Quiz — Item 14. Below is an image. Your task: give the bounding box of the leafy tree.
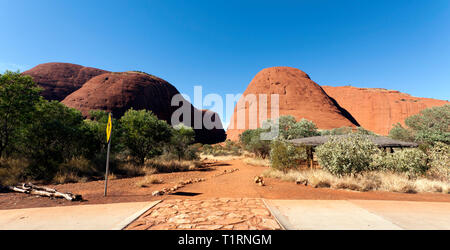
[23,100,86,180]
[321,126,354,135]
[404,105,449,144]
[120,109,172,164]
[288,119,320,139]
[388,123,415,142]
[239,128,271,158]
[388,105,450,144]
[0,71,41,156]
[170,124,195,160]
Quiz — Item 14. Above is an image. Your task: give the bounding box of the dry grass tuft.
[263,168,450,194]
[136,175,164,188]
[145,159,201,173]
[0,158,28,186]
[200,153,243,161]
[242,157,270,167]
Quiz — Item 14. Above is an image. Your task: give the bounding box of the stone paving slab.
[265,199,450,230]
[126,198,282,230]
[0,201,160,230]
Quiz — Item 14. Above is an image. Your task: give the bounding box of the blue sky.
[1,0,449,126]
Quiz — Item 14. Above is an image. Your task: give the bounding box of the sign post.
[104,113,112,197]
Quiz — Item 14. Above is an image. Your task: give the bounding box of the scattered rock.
[152,190,164,196]
[254,176,265,186]
[295,178,308,186]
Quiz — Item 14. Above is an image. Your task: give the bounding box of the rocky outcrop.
[322,86,449,135]
[22,63,108,101]
[226,67,360,140]
[62,71,226,144]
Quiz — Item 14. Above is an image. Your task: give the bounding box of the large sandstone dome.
[226,67,359,140]
[322,86,450,135]
[62,71,226,144]
[22,63,108,101]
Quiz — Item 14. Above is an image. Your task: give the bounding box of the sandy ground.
[1,159,449,210]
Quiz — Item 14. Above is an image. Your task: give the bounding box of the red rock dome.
[22,62,108,101]
[62,71,226,144]
[322,86,450,135]
[226,67,359,140]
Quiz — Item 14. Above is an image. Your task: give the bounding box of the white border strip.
[262,199,290,230]
[112,200,162,230]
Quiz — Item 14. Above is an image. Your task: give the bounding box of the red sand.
[1,159,448,210]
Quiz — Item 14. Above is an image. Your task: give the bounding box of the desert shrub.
[22,100,88,180]
[315,134,380,176]
[321,126,354,135]
[200,142,240,157]
[0,158,28,186]
[388,123,415,142]
[183,143,201,160]
[169,124,196,160]
[381,148,429,178]
[389,105,450,144]
[427,142,450,181]
[240,128,271,158]
[405,105,449,144]
[270,140,308,172]
[120,109,172,164]
[321,126,375,136]
[263,116,320,140]
[277,116,320,140]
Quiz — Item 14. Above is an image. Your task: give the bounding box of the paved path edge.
[112,200,162,230]
[262,199,288,230]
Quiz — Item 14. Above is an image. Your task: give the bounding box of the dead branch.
[6,183,82,201]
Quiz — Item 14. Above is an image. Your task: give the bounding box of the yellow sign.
[106,113,112,143]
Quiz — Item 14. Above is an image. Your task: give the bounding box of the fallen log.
[6,183,82,201]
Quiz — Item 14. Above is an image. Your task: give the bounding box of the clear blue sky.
[1,0,449,126]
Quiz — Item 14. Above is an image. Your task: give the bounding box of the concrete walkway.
[0,201,160,230]
[265,200,450,230]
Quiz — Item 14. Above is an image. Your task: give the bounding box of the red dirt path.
[1,159,449,210]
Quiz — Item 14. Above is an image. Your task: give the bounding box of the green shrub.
[22,100,87,180]
[381,148,428,178]
[389,123,415,142]
[270,140,308,172]
[427,142,450,181]
[170,124,196,160]
[120,109,172,164]
[315,134,380,176]
[389,105,450,144]
[240,128,271,158]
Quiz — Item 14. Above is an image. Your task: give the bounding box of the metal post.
[104,138,111,197]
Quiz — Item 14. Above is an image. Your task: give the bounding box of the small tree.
[389,105,450,144]
[0,71,41,156]
[388,123,415,142]
[23,100,86,180]
[316,134,380,176]
[405,105,449,144]
[170,124,195,160]
[120,109,172,164]
[270,140,308,172]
